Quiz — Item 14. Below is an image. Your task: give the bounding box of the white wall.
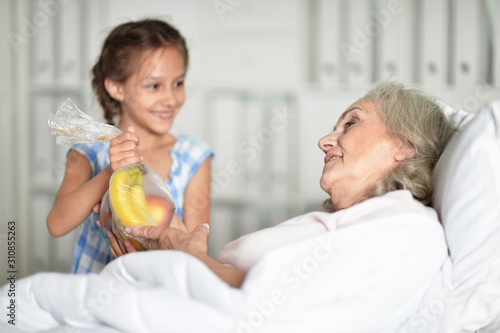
[1,0,499,277]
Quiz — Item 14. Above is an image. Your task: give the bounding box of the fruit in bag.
[146,196,173,228]
[101,164,175,250]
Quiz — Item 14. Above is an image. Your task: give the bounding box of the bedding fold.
[1,191,451,332]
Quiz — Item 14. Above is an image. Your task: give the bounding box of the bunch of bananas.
[108,165,157,249]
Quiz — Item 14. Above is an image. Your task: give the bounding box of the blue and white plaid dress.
[69,135,213,274]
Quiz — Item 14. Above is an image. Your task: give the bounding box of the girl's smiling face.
[318,98,412,210]
[106,46,186,135]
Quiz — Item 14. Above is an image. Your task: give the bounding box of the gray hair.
[323,80,457,211]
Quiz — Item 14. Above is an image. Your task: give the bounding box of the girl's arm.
[47,151,112,237]
[182,159,211,232]
[47,128,141,237]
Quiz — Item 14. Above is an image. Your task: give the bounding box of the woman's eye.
[345,121,355,129]
[148,83,159,89]
[174,81,184,87]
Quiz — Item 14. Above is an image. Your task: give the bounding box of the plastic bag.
[49,99,176,249]
[100,164,175,250]
[48,98,122,145]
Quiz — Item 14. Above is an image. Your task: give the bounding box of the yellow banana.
[130,184,156,226]
[109,166,156,231]
[135,170,144,186]
[108,169,148,250]
[126,166,141,186]
[108,169,135,226]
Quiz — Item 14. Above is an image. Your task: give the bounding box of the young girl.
[47,19,213,274]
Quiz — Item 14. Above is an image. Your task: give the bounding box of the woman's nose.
[318,132,337,153]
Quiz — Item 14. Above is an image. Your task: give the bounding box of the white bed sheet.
[0,191,450,332]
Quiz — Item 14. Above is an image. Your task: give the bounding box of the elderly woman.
[108,80,456,289]
[1,81,457,332]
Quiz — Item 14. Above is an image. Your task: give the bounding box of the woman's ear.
[394,141,416,162]
[104,78,124,102]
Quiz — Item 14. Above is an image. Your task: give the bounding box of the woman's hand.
[169,213,188,233]
[94,201,196,258]
[108,127,142,172]
[128,223,245,288]
[125,224,245,288]
[126,224,210,256]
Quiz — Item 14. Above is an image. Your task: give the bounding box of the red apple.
[146,196,172,227]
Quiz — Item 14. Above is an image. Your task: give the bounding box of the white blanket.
[0,191,450,332]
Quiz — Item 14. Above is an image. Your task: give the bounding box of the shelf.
[29,84,91,96]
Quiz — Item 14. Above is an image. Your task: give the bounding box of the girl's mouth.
[150,110,174,121]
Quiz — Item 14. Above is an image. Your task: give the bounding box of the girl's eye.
[174,81,184,87]
[148,83,159,89]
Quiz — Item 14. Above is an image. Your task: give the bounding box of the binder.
[377,0,413,82]
[84,0,102,81]
[267,98,296,199]
[453,0,482,86]
[203,37,298,86]
[316,0,341,85]
[240,97,265,199]
[343,0,373,86]
[49,229,78,272]
[31,96,55,182]
[297,94,353,201]
[30,0,55,87]
[57,0,82,86]
[172,94,207,139]
[208,206,235,255]
[495,0,500,87]
[421,0,449,86]
[30,194,52,275]
[1,0,11,69]
[208,95,241,199]
[202,0,296,31]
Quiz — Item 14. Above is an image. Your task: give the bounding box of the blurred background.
[0,0,499,277]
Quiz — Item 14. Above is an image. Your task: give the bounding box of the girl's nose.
[161,87,177,107]
[318,132,338,153]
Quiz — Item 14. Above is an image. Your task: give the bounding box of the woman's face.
[318,98,412,210]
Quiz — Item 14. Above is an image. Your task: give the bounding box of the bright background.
[1,0,499,277]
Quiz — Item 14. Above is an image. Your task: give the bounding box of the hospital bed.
[0,100,499,332]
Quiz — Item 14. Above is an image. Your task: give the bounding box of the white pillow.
[435,98,474,127]
[433,101,500,331]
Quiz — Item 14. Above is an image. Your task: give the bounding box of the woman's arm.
[182,159,211,232]
[191,249,247,288]
[127,224,246,288]
[47,151,112,237]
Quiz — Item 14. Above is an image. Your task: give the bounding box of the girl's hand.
[95,202,139,257]
[106,230,139,257]
[92,202,101,214]
[109,127,142,172]
[96,216,139,257]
